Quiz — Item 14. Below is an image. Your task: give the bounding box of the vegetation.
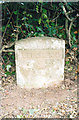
[0,2,78,118]
[1,2,79,76]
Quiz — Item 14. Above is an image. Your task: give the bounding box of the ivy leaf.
[59,26,63,30]
[2,26,6,32]
[12,71,15,75]
[66,61,70,64]
[22,17,27,20]
[5,71,11,76]
[43,9,47,14]
[38,18,41,24]
[2,64,5,69]
[23,11,26,14]
[71,44,77,49]
[13,11,18,15]
[6,65,11,71]
[33,32,38,36]
[52,29,57,35]
[38,33,44,37]
[23,30,26,33]
[43,13,47,19]
[36,26,43,32]
[36,5,39,13]
[25,24,29,28]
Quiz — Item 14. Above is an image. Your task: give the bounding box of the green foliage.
[66,61,70,65]
[2,2,77,40]
[2,2,78,76]
[71,44,77,49]
[13,11,18,15]
[2,52,15,76]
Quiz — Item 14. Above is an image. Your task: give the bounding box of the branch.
[65,18,69,39]
[69,21,73,47]
[0,111,13,120]
[64,7,78,47]
[52,13,61,22]
[2,9,14,40]
[0,42,15,54]
[67,10,76,15]
[16,13,19,41]
[62,5,73,22]
[6,7,15,25]
[3,50,15,52]
[42,6,54,12]
[14,25,26,37]
[68,17,77,47]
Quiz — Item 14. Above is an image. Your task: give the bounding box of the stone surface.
[15,37,65,89]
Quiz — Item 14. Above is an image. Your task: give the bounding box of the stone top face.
[15,37,65,50]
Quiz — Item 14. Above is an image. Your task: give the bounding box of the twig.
[2,9,14,40]
[40,3,42,13]
[64,6,78,47]
[72,88,78,92]
[56,16,57,26]
[69,21,73,47]
[62,5,73,22]
[68,16,77,47]
[6,7,15,25]
[0,42,15,54]
[0,111,13,120]
[3,49,15,52]
[6,7,16,36]
[51,3,61,21]
[14,25,26,37]
[65,18,69,39]
[0,55,5,65]
[67,10,76,15]
[16,11,19,41]
[10,22,15,31]
[20,27,26,37]
[52,13,61,22]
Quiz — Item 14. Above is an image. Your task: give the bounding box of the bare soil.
[0,64,78,119]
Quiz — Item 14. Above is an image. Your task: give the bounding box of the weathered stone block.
[15,37,65,89]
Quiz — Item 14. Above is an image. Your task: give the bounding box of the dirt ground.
[0,64,78,119]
